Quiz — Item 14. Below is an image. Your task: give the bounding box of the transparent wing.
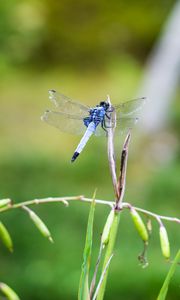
[41,110,86,135]
[95,116,139,136]
[115,117,139,134]
[48,89,90,117]
[114,97,146,116]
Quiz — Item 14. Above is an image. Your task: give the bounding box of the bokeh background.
[0,1,180,299]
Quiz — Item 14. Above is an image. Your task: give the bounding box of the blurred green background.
[0,0,179,299]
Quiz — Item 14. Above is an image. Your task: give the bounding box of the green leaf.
[96,212,120,300]
[0,282,20,300]
[78,192,96,300]
[157,249,180,300]
[101,209,115,246]
[92,254,113,300]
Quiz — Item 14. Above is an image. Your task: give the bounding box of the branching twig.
[0,196,114,214]
[122,202,180,224]
[0,196,179,224]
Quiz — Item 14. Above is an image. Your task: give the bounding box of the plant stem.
[0,197,179,224]
[90,244,103,298]
[107,95,119,200]
[96,211,120,300]
[123,203,180,224]
[92,254,114,300]
[116,132,131,209]
[0,196,114,214]
[95,105,131,300]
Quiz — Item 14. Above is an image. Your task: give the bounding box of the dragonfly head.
[99,101,110,111]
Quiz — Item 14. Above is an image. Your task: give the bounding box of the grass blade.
[90,244,103,298]
[96,212,120,300]
[78,193,96,300]
[92,254,113,300]
[157,249,180,300]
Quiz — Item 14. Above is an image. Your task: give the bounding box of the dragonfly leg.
[105,112,115,128]
[101,120,108,135]
[104,115,114,129]
[105,112,111,120]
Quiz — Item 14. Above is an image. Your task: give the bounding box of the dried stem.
[95,125,131,300]
[116,132,131,209]
[107,95,119,200]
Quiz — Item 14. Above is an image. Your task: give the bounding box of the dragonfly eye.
[99,101,105,106]
[100,101,110,110]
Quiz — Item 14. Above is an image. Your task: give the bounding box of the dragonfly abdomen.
[71,122,96,162]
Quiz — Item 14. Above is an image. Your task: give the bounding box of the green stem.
[96,211,120,300]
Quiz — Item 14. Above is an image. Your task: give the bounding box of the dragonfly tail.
[71,151,80,162]
[71,122,96,163]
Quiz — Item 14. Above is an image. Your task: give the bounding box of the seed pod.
[24,207,53,243]
[101,209,115,246]
[0,222,13,252]
[130,207,148,243]
[0,199,12,208]
[159,224,170,259]
[0,282,20,300]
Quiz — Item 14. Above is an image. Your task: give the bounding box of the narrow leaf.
[0,282,20,300]
[23,206,53,243]
[89,244,103,298]
[96,212,120,300]
[157,249,180,300]
[101,209,115,246]
[92,254,113,300]
[0,222,13,252]
[78,193,96,300]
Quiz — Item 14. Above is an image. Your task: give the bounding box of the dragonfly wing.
[49,90,90,117]
[95,116,138,136]
[114,116,139,135]
[41,110,86,135]
[114,97,146,116]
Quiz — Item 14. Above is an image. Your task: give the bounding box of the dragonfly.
[41,90,146,162]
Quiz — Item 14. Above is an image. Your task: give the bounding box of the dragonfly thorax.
[83,105,107,128]
[92,107,106,122]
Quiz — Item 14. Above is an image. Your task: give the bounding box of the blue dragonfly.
[41,90,145,162]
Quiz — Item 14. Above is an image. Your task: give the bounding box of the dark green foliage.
[0,0,176,68]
